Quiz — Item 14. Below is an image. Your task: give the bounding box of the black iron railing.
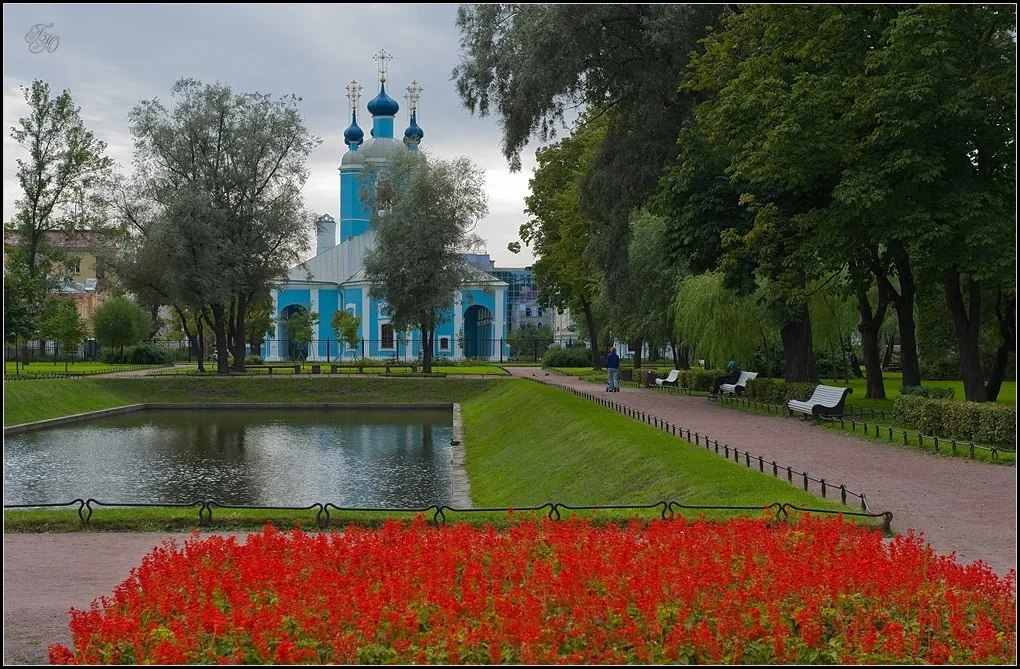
[3,498,893,532]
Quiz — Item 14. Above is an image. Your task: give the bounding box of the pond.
[3,409,456,508]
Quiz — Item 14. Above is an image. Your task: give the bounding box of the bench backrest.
[664,369,680,382]
[735,371,758,387]
[807,384,850,406]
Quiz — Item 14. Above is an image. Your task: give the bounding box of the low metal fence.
[3,498,892,532]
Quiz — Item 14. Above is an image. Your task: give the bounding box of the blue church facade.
[266,52,509,362]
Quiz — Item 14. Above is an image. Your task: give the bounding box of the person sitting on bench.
[709,360,741,398]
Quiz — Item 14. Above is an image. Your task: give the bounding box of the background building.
[268,53,509,362]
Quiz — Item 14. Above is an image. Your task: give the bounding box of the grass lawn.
[4,361,161,377]
[3,377,856,531]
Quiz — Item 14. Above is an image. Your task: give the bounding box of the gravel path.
[3,368,1015,664]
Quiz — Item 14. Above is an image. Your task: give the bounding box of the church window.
[380,323,395,349]
[439,337,450,351]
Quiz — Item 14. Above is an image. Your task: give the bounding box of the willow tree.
[672,273,772,374]
[361,152,487,374]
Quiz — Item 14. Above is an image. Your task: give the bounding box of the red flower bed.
[50,515,1015,664]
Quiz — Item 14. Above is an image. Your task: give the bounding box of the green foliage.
[672,273,768,369]
[3,265,43,345]
[285,310,318,360]
[678,368,716,392]
[507,323,553,361]
[893,395,1016,447]
[330,310,361,350]
[361,151,487,372]
[901,386,955,401]
[519,113,605,343]
[6,79,113,297]
[100,344,174,365]
[38,298,89,371]
[542,346,591,368]
[744,378,816,405]
[92,296,149,351]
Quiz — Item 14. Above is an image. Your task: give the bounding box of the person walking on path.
[606,346,621,392]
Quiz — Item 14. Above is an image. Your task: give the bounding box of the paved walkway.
[3,367,1016,664]
[505,368,1015,578]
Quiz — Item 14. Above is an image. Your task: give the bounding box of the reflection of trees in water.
[5,410,455,507]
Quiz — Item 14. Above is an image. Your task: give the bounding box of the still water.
[4,409,454,507]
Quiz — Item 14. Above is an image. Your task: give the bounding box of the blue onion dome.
[343,115,364,147]
[403,113,424,142]
[367,83,400,116]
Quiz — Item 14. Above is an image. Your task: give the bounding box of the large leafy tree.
[5,80,112,360]
[362,152,488,374]
[127,79,320,374]
[621,209,688,369]
[453,4,731,298]
[857,5,1016,401]
[92,296,149,358]
[518,116,606,369]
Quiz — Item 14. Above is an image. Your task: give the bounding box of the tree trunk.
[780,303,817,383]
[231,293,248,372]
[579,295,601,370]
[422,326,434,374]
[889,249,921,387]
[671,337,690,370]
[984,288,1015,402]
[630,338,642,370]
[211,303,231,375]
[856,289,890,399]
[195,315,206,373]
[944,269,986,402]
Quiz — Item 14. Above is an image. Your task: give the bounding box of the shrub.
[100,345,173,365]
[894,395,1017,447]
[543,346,591,368]
[679,368,716,392]
[245,355,264,365]
[901,385,955,400]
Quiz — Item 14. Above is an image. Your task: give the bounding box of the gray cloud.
[3,3,559,266]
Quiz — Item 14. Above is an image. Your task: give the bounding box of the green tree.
[3,266,43,371]
[618,209,688,369]
[92,296,149,358]
[453,5,731,297]
[361,152,488,374]
[507,323,554,362]
[5,80,113,288]
[245,291,276,359]
[127,79,320,374]
[38,297,88,372]
[285,310,318,362]
[857,5,1016,401]
[518,115,606,369]
[330,310,361,361]
[672,273,771,373]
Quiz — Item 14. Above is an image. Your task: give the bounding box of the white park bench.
[786,384,853,419]
[719,370,758,396]
[654,369,680,388]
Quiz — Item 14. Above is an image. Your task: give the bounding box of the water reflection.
[4,409,454,507]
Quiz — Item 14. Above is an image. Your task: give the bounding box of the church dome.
[343,117,364,146]
[403,115,424,143]
[367,83,399,117]
[340,148,366,167]
[359,136,406,162]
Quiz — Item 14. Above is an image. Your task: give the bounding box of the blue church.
[266,52,509,363]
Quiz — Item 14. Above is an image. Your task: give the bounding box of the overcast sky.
[3,3,557,267]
